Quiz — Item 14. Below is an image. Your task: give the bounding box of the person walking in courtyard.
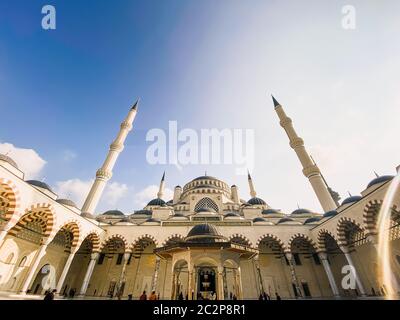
[44,289,56,300]
[139,290,147,300]
[149,290,157,300]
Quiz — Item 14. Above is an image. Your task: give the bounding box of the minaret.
[157,171,165,199]
[271,95,336,212]
[247,170,257,198]
[81,100,139,216]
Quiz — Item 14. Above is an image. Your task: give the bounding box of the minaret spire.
[81,100,139,216]
[157,171,165,199]
[247,170,257,198]
[271,95,337,212]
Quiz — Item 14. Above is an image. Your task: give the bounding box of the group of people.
[138,290,159,300]
[259,292,281,300]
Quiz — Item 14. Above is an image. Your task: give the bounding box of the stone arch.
[81,232,101,253]
[287,233,318,253]
[8,204,55,243]
[229,234,252,247]
[131,234,157,258]
[100,234,128,254]
[336,217,365,248]
[0,178,21,226]
[256,233,286,252]
[317,229,340,253]
[363,199,383,236]
[53,220,81,249]
[162,234,184,246]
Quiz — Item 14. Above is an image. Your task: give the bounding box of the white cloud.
[55,178,130,210]
[134,185,174,208]
[55,178,93,207]
[0,142,46,179]
[103,182,129,206]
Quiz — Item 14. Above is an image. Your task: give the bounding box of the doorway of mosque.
[197,267,216,300]
[30,264,56,295]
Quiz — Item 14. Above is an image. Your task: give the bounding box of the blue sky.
[1,0,399,214]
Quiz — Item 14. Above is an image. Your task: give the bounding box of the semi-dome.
[0,154,18,168]
[323,210,338,218]
[195,207,217,214]
[147,198,166,206]
[102,210,124,216]
[26,180,53,192]
[144,218,161,223]
[341,195,362,206]
[367,175,394,189]
[56,198,77,208]
[304,217,322,224]
[185,224,225,243]
[247,197,266,205]
[262,209,281,215]
[253,217,267,223]
[291,208,312,215]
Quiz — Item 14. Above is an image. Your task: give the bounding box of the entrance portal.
[197,267,216,299]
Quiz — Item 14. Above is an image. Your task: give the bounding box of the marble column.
[151,257,161,293]
[318,252,340,297]
[20,240,49,294]
[217,266,224,300]
[340,246,366,296]
[116,252,131,297]
[285,252,303,298]
[56,248,78,295]
[187,266,194,300]
[78,252,99,296]
[236,267,244,299]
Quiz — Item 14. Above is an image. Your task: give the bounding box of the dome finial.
[348,191,352,197]
[374,171,380,178]
[271,95,280,108]
[131,98,140,111]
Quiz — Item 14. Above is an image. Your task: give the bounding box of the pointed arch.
[229,234,252,247]
[336,217,365,248]
[8,203,55,244]
[52,220,81,250]
[288,233,318,253]
[256,233,286,252]
[80,231,101,253]
[0,178,21,223]
[162,234,184,246]
[317,229,339,253]
[100,234,128,253]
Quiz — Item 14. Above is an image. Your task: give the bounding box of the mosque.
[0,97,399,300]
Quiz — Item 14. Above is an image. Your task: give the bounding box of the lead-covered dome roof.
[56,198,77,208]
[27,180,53,192]
[185,224,226,243]
[247,197,266,205]
[0,154,18,168]
[367,175,394,189]
[101,210,124,216]
[147,198,166,206]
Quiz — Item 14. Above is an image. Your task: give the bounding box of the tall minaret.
[247,170,257,198]
[81,100,139,216]
[157,171,165,199]
[271,95,336,212]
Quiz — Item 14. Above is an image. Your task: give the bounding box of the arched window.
[19,256,27,267]
[5,252,14,264]
[194,197,219,212]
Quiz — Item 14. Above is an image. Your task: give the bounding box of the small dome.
[224,212,240,218]
[341,195,362,206]
[144,218,160,223]
[102,210,124,216]
[277,217,294,224]
[247,197,266,205]
[27,180,53,192]
[253,217,267,223]
[166,200,173,205]
[262,209,280,215]
[323,210,338,218]
[0,154,18,168]
[304,217,322,224]
[185,224,225,243]
[56,198,77,208]
[291,208,312,215]
[367,175,394,189]
[147,198,166,206]
[132,209,152,215]
[195,207,217,214]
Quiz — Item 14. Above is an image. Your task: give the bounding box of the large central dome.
[182,175,230,198]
